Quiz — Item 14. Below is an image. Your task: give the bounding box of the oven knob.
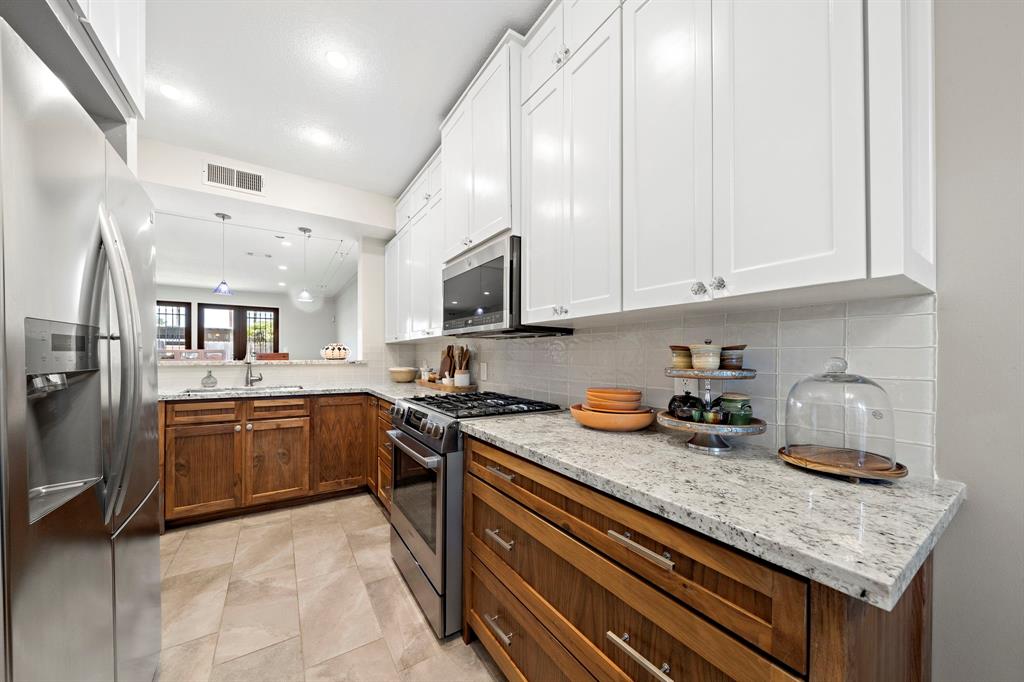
[431,424,445,439]
[419,419,430,434]
[388,405,398,417]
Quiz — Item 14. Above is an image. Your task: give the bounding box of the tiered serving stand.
[656,367,767,453]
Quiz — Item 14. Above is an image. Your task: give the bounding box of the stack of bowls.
[571,388,655,432]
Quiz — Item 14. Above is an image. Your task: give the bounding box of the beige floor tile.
[349,524,398,584]
[160,530,186,578]
[162,563,232,649]
[290,498,343,528]
[208,637,304,682]
[337,494,389,534]
[297,566,383,668]
[165,520,240,577]
[158,633,217,682]
[238,508,292,527]
[293,520,357,581]
[366,575,442,670]
[231,520,294,578]
[214,566,300,665]
[304,638,401,682]
[399,639,502,682]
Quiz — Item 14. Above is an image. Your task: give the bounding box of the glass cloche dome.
[782,357,903,478]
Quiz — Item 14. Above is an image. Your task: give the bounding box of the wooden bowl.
[586,387,642,401]
[580,404,651,415]
[388,367,418,383]
[570,404,655,432]
[586,396,642,411]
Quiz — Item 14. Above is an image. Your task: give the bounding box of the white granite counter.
[158,382,435,405]
[459,411,965,611]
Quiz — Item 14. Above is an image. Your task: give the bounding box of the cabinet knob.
[552,306,560,315]
[690,281,708,296]
[423,193,431,201]
[561,46,571,57]
[234,425,241,432]
[553,52,563,65]
[709,276,727,291]
[245,423,253,431]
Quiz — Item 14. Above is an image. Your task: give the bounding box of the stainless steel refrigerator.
[0,19,161,682]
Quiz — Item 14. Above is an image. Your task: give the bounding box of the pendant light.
[212,212,233,295]
[296,227,314,302]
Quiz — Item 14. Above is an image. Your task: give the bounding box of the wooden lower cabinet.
[312,395,367,492]
[244,417,310,505]
[164,422,244,519]
[377,456,393,511]
[372,400,394,509]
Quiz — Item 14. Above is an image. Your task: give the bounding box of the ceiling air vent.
[203,162,265,196]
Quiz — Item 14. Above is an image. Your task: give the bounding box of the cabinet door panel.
[564,12,621,319]
[442,106,473,260]
[384,239,399,341]
[522,4,564,103]
[396,227,414,340]
[521,76,566,324]
[409,211,430,336]
[623,0,713,310]
[313,396,365,493]
[409,173,429,218]
[427,155,443,198]
[565,0,620,55]
[712,0,866,296]
[165,424,242,519]
[469,53,513,246]
[366,398,378,493]
[245,417,310,505]
[425,197,445,334]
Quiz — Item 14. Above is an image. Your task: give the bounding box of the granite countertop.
[158,382,436,404]
[158,360,367,367]
[459,411,965,611]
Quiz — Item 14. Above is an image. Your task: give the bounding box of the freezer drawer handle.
[485,614,513,646]
[485,528,514,552]
[606,631,672,682]
[607,529,675,571]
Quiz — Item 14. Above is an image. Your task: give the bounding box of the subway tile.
[740,348,777,373]
[780,318,846,348]
[725,309,779,324]
[847,314,935,347]
[725,373,776,399]
[847,295,935,317]
[780,303,847,321]
[847,348,935,380]
[779,348,845,375]
[724,322,779,347]
[875,379,935,412]
[895,411,936,445]
[895,442,935,478]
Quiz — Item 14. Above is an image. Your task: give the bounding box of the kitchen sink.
[178,385,304,397]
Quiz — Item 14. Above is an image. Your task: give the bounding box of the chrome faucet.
[244,351,263,387]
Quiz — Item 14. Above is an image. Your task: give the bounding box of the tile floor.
[159,493,503,681]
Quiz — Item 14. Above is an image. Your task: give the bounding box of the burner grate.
[407,392,560,419]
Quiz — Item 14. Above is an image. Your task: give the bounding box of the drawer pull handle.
[485,465,514,482]
[606,631,672,682]
[485,528,514,552]
[485,613,513,646]
[607,530,675,571]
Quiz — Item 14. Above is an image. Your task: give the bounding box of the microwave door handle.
[97,207,138,524]
[386,430,441,469]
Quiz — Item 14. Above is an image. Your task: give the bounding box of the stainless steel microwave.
[441,235,570,339]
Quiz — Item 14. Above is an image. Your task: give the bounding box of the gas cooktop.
[405,391,561,419]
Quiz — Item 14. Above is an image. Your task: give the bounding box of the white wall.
[358,237,387,368]
[335,276,359,357]
[157,285,337,360]
[932,2,1024,680]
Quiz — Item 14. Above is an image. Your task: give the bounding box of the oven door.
[442,236,514,335]
[387,429,446,589]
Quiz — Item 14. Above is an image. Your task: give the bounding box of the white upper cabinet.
[622,0,713,310]
[78,0,146,116]
[384,238,399,342]
[426,193,445,335]
[710,0,866,298]
[522,11,622,324]
[564,0,620,55]
[395,226,414,340]
[427,155,443,200]
[408,210,430,337]
[441,36,523,262]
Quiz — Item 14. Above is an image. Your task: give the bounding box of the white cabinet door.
[711,0,866,297]
[522,4,564,103]
[564,0,619,55]
[409,173,429,219]
[83,0,146,116]
[442,105,472,260]
[427,155,443,199]
[563,10,621,320]
[521,75,566,324]
[468,52,513,248]
[396,227,415,340]
[384,238,399,342]
[408,211,430,337]
[622,0,713,310]
[425,194,445,335]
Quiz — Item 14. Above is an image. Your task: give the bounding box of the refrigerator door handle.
[98,205,140,524]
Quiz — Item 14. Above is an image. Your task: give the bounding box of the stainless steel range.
[387,392,560,638]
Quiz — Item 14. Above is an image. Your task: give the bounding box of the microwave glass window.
[443,256,504,325]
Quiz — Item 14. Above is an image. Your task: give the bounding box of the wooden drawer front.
[377,457,392,510]
[468,477,799,682]
[165,424,243,519]
[245,417,310,505]
[377,417,393,463]
[378,399,393,422]
[248,398,310,420]
[466,438,807,673]
[468,554,596,682]
[166,400,241,425]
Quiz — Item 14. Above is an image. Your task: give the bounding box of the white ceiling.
[143,0,548,197]
[151,185,361,298]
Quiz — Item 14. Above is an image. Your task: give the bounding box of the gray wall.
[335,277,359,357]
[157,285,338,360]
[933,2,1024,680]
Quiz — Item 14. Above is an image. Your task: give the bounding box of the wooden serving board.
[416,379,478,393]
[778,445,908,481]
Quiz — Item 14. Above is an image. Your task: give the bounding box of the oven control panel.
[391,403,459,453]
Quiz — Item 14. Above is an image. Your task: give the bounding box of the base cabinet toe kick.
[461,437,934,682]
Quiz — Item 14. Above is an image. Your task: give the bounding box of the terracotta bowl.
[570,404,655,432]
[586,396,642,412]
[586,387,642,401]
[580,404,651,415]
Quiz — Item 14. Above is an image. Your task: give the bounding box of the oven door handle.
[387,430,442,470]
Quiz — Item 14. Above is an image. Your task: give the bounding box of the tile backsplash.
[413,295,938,477]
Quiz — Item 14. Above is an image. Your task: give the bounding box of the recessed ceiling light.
[483,291,491,295]
[281,241,292,247]
[326,51,349,70]
[301,127,335,147]
[278,264,288,270]
[278,282,287,287]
